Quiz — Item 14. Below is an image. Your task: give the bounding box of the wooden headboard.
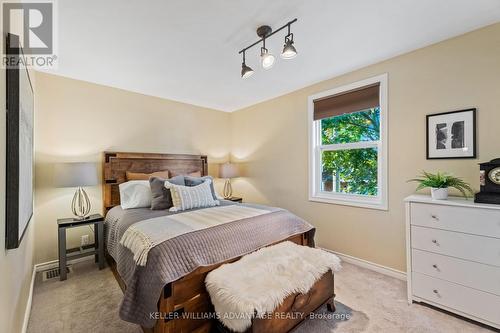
[102,151,208,214]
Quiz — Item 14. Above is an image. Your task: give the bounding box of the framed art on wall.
[5,33,35,249]
[426,108,476,159]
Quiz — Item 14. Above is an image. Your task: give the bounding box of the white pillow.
[119,180,152,209]
[165,179,219,212]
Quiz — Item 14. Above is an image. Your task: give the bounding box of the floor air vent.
[42,266,73,281]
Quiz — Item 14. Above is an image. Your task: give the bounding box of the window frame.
[308,74,388,210]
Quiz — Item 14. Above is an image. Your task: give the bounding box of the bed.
[102,152,317,333]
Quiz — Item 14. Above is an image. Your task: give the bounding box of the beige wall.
[33,23,500,272]
[230,23,500,271]
[0,72,35,332]
[0,10,36,333]
[34,72,231,263]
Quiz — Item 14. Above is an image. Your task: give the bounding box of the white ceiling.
[44,0,500,112]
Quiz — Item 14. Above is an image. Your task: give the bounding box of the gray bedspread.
[105,201,315,328]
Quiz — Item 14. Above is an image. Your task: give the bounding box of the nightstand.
[57,214,104,281]
[226,197,243,203]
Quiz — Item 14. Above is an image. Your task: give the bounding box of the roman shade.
[313,83,380,121]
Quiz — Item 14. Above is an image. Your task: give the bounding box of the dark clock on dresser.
[475,158,500,204]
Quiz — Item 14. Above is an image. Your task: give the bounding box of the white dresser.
[405,195,500,329]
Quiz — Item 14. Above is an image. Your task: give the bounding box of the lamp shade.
[54,162,98,188]
[241,63,254,79]
[219,163,240,179]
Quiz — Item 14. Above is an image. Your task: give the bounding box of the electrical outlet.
[81,234,90,246]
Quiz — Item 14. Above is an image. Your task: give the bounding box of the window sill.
[309,194,388,211]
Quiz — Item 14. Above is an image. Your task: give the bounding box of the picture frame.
[5,33,35,249]
[426,108,476,159]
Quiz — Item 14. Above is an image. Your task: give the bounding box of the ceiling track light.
[281,24,297,59]
[260,37,275,70]
[238,18,297,78]
[241,50,254,78]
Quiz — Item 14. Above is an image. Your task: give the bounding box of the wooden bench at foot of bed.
[248,270,335,333]
[215,270,335,333]
[107,230,317,333]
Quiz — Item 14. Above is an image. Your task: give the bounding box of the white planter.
[431,187,449,200]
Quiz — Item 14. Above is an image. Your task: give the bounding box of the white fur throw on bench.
[205,241,341,332]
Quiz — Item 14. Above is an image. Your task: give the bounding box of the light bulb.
[261,49,275,70]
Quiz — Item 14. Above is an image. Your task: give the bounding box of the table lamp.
[55,162,98,220]
[219,162,240,199]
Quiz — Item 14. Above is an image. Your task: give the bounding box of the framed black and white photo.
[426,108,476,159]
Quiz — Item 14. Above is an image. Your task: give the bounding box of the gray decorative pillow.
[185,176,218,200]
[149,175,185,210]
[166,179,220,212]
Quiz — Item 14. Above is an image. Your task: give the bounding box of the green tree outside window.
[320,108,380,196]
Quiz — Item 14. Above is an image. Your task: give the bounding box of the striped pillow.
[165,179,220,212]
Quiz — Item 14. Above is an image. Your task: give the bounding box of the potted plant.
[409,171,474,200]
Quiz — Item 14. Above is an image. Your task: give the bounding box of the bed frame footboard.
[108,230,315,333]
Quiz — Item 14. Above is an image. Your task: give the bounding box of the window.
[308,74,387,210]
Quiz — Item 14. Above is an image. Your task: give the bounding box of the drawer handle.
[432,264,440,272]
[431,214,439,221]
[431,239,439,246]
[433,289,441,297]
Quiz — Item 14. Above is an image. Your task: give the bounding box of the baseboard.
[322,248,407,281]
[22,255,95,332]
[21,265,36,333]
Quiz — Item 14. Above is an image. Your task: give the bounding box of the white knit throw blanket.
[120,205,269,266]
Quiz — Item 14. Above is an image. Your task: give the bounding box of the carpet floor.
[27,259,495,333]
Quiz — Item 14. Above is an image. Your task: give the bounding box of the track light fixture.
[241,50,254,78]
[281,25,297,59]
[260,38,275,70]
[238,18,297,78]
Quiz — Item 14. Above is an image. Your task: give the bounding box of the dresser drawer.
[412,272,500,326]
[410,203,500,238]
[411,226,500,266]
[412,249,500,296]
